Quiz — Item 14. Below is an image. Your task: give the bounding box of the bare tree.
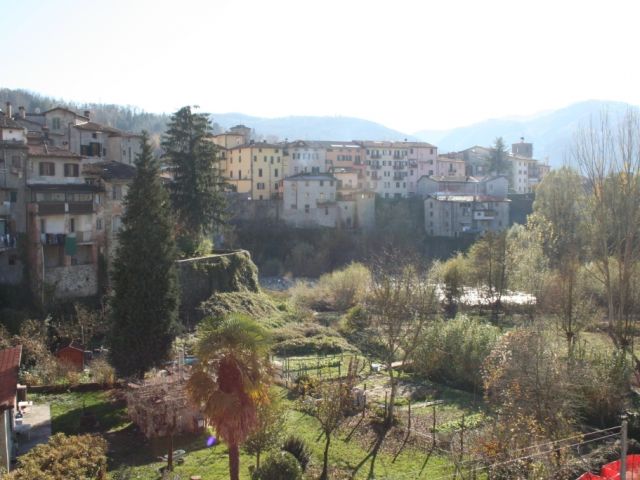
[573,108,640,373]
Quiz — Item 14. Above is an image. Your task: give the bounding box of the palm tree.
[187,314,271,480]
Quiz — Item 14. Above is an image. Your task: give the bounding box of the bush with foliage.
[575,348,631,426]
[5,433,107,479]
[88,358,117,386]
[281,436,311,471]
[251,451,302,480]
[413,315,500,391]
[290,263,371,312]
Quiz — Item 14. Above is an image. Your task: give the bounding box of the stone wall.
[177,250,259,325]
[44,264,98,299]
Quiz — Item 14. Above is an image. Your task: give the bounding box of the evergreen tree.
[486,137,511,176]
[109,132,179,378]
[162,106,226,251]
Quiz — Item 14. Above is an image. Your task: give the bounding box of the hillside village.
[0,102,550,301]
[0,98,638,480]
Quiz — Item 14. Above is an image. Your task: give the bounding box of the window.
[258,168,263,177]
[64,163,79,177]
[325,207,329,215]
[230,171,233,178]
[112,216,122,232]
[92,132,98,139]
[263,156,267,162]
[112,185,123,200]
[274,168,279,177]
[304,204,310,213]
[238,170,241,179]
[291,204,297,209]
[319,180,324,186]
[52,117,61,130]
[274,183,278,190]
[256,182,265,190]
[253,156,257,162]
[69,218,75,233]
[9,191,17,203]
[270,156,274,163]
[39,162,55,176]
[40,219,46,233]
[96,218,103,230]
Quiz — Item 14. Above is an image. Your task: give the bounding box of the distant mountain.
[414,100,636,168]
[210,113,416,142]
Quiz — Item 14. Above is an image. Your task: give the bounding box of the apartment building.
[285,140,326,176]
[509,139,550,193]
[225,142,284,200]
[0,111,28,285]
[83,161,136,276]
[435,155,466,177]
[26,142,101,299]
[417,175,509,197]
[425,194,510,237]
[282,173,374,229]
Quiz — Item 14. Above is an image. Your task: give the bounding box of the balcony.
[473,210,496,221]
[393,174,404,181]
[0,234,17,251]
[393,163,404,170]
[75,230,94,244]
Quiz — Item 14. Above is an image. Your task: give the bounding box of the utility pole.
[621,419,628,480]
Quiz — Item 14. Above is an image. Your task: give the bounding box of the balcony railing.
[0,234,17,250]
[75,231,93,243]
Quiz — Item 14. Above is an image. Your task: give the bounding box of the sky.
[2,0,640,133]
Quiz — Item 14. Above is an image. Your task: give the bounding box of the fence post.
[621,419,628,480]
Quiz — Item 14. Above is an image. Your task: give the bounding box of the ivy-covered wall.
[176,250,259,326]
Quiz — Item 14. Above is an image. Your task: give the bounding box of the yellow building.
[225,142,285,200]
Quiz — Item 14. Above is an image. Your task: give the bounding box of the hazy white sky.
[2,0,639,132]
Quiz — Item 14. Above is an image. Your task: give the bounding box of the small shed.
[55,342,86,370]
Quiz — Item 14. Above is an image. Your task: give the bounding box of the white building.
[425,194,510,237]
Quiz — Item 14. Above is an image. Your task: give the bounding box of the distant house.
[0,345,22,472]
[55,342,86,370]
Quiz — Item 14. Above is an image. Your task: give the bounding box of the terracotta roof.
[42,107,89,119]
[28,144,82,159]
[84,161,136,181]
[27,183,102,192]
[284,172,338,182]
[73,122,121,134]
[57,341,85,353]
[0,346,21,411]
[0,115,25,129]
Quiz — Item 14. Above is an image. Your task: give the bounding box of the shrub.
[281,436,311,471]
[576,349,631,426]
[89,358,117,386]
[291,263,371,312]
[5,433,107,479]
[413,315,500,391]
[251,451,303,480]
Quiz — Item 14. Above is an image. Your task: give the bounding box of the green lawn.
[33,387,464,479]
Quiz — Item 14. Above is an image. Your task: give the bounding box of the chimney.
[18,106,25,119]
[5,102,12,118]
[84,110,90,119]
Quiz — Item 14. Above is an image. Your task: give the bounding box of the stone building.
[424,194,510,237]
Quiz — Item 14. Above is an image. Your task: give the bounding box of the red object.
[0,346,22,410]
[597,454,640,479]
[55,342,85,370]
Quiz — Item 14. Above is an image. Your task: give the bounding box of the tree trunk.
[320,432,331,480]
[229,443,240,480]
[167,433,174,471]
[256,449,261,469]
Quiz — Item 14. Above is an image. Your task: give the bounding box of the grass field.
[33,386,471,479]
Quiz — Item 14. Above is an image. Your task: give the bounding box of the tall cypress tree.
[109,132,179,378]
[162,106,226,252]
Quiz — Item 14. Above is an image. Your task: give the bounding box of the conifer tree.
[109,132,179,378]
[487,136,512,177]
[162,106,226,252]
